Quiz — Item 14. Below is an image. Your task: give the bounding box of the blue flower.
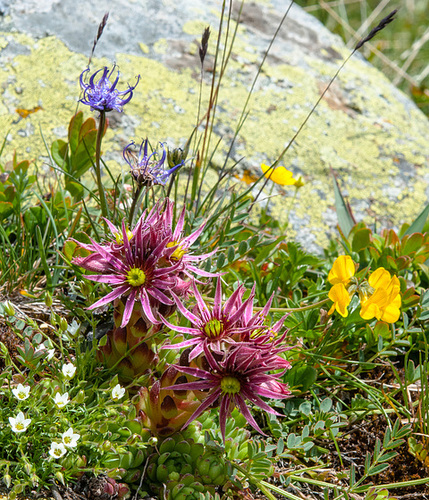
[79,66,139,112]
[123,139,183,187]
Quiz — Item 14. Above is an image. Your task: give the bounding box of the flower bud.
[60,317,68,332]
[3,474,12,489]
[45,292,53,307]
[148,436,158,446]
[102,440,112,452]
[74,390,85,404]
[167,144,188,170]
[55,471,65,485]
[3,301,15,316]
[24,463,32,475]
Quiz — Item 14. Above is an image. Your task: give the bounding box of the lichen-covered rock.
[0,0,427,251]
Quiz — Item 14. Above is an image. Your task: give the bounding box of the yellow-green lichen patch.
[0,22,427,251]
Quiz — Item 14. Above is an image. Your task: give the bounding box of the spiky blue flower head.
[123,139,183,187]
[79,66,140,112]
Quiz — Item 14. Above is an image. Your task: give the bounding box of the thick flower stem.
[95,110,109,230]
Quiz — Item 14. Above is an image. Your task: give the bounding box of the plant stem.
[95,111,108,229]
[128,184,144,227]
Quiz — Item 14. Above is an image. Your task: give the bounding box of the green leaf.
[404,203,429,236]
[320,398,333,413]
[51,139,68,169]
[332,170,355,237]
[352,227,371,252]
[65,180,84,200]
[287,433,297,448]
[368,463,389,476]
[402,233,423,255]
[69,111,84,152]
[227,246,235,263]
[299,401,312,416]
[0,201,13,219]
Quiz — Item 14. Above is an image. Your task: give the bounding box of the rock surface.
[0,0,428,251]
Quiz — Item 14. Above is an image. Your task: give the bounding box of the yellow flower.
[359,268,401,323]
[328,283,352,317]
[261,163,296,186]
[328,255,355,286]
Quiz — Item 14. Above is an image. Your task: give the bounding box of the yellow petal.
[328,255,355,286]
[261,163,296,186]
[328,283,351,317]
[368,267,391,289]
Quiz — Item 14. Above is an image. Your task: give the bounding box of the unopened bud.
[3,301,15,317]
[148,436,158,446]
[3,474,12,489]
[59,317,68,332]
[102,440,112,452]
[45,292,53,307]
[24,463,32,475]
[55,471,65,485]
[167,145,188,170]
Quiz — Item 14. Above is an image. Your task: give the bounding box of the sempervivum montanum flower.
[72,199,215,328]
[162,278,286,361]
[166,342,292,441]
[79,66,139,112]
[72,199,216,380]
[123,139,183,188]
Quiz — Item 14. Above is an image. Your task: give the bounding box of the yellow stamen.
[166,241,186,261]
[203,319,223,339]
[126,267,146,287]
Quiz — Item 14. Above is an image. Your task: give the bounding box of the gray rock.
[0,0,427,252]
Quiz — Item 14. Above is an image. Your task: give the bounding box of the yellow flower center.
[126,267,146,287]
[16,423,24,431]
[17,391,26,399]
[203,319,223,339]
[221,376,241,394]
[166,241,186,261]
[115,228,133,245]
[64,436,71,444]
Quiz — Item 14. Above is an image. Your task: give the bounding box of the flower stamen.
[220,376,241,394]
[203,318,224,339]
[126,267,146,287]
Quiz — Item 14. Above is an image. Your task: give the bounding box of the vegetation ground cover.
[0,2,429,500]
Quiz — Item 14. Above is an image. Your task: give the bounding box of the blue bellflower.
[123,139,183,187]
[79,66,140,112]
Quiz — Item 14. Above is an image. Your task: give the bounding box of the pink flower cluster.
[72,199,214,327]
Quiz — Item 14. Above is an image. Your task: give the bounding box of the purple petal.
[121,289,137,327]
[235,393,266,435]
[87,285,130,310]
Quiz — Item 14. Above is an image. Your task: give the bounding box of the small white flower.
[62,363,76,380]
[111,384,125,401]
[12,383,31,401]
[61,428,80,448]
[49,442,67,459]
[9,411,31,433]
[54,392,69,409]
[46,348,56,361]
